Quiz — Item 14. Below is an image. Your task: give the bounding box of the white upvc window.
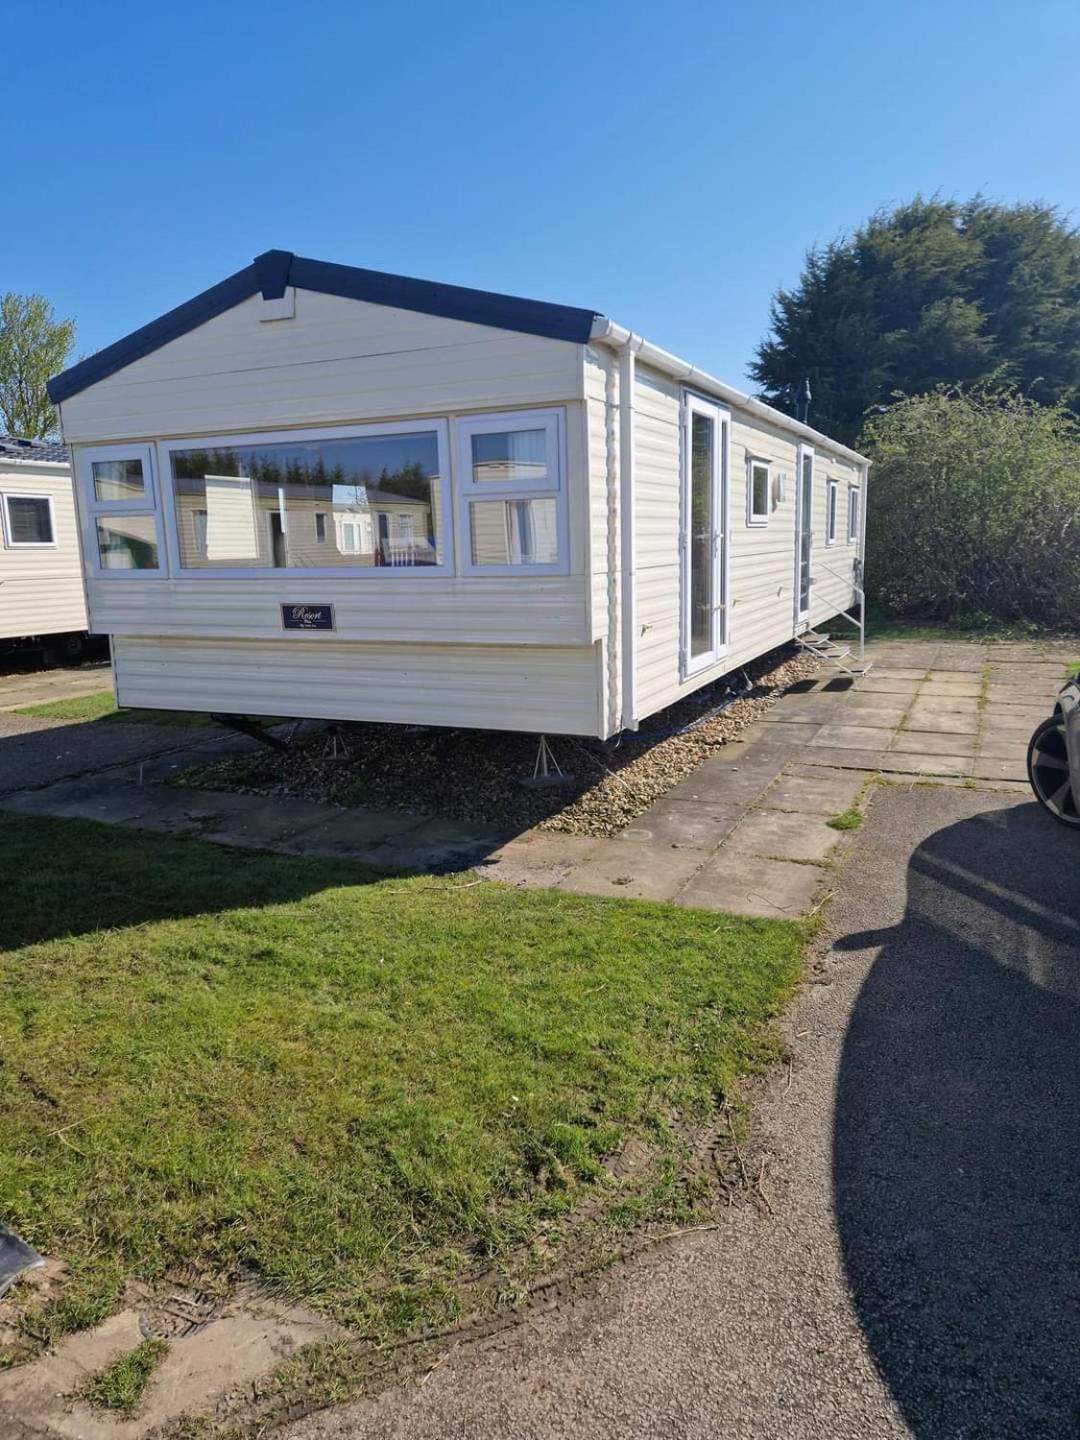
[2,492,56,548]
[825,477,838,546]
[75,444,163,576]
[455,408,568,576]
[848,484,861,544]
[159,418,453,577]
[746,456,770,526]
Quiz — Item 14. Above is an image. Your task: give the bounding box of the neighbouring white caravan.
[0,437,89,658]
[48,251,868,738]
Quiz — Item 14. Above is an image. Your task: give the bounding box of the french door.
[681,394,729,676]
[795,444,814,624]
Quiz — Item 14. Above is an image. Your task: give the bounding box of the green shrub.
[863,389,1080,628]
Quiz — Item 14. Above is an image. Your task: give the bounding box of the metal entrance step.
[796,630,873,680]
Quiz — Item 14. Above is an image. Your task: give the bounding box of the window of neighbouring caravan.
[166,423,448,573]
[826,478,838,545]
[848,485,861,543]
[2,494,54,546]
[456,410,566,575]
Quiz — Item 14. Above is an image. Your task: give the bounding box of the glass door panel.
[797,447,814,619]
[690,410,715,659]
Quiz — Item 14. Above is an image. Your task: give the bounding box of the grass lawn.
[0,816,803,1356]
[15,692,212,726]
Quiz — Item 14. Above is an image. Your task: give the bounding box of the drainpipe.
[616,334,644,732]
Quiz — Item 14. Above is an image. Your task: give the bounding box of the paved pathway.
[0,661,112,712]
[483,637,1066,915]
[1,639,1069,916]
[288,782,1080,1440]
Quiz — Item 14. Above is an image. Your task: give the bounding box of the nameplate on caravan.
[281,604,335,631]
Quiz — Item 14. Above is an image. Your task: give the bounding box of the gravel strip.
[177,645,818,838]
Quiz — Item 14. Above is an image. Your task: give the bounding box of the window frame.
[455,407,568,577]
[75,443,165,578]
[1,491,57,549]
[157,418,454,579]
[848,484,861,545]
[746,455,771,527]
[825,477,839,546]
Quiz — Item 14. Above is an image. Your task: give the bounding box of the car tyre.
[1027,714,1080,828]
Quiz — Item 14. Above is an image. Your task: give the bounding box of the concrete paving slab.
[988,665,1069,686]
[676,851,824,918]
[868,668,928,680]
[0,1290,335,1440]
[986,686,1058,707]
[927,667,989,681]
[802,704,904,729]
[558,840,706,903]
[476,831,602,889]
[909,692,979,713]
[865,642,942,663]
[0,665,112,713]
[903,707,979,736]
[880,752,974,778]
[981,705,1046,730]
[759,770,866,815]
[665,757,768,808]
[980,713,1044,739]
[382,816,513,869]
[889,731,977,757]
[810,724,898,750]
[762,701,841,725]
[0,779,152,825]
[612,799,744,850]
[978,735,1030,761]
[287,806,428,854]
[920,680,983,698]
[850,677,921,696]
[798,748,886,773]
[725,809,839,863]
[971,756,1029,782]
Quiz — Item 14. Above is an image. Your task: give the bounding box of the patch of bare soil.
[178,644,817,838]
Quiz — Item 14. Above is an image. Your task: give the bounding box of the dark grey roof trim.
[48,251,599,404]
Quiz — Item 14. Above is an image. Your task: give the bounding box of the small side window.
[78,445,162,575]
[848,485,861,544]
[746,457,770,526]
[826,478,838,545]
[3,494,55,546]
[456,409,566,575]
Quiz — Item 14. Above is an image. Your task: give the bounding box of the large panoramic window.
[167,424,447,572]
[456,409,566,575]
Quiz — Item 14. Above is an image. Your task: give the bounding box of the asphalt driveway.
[289,784,1080,1440]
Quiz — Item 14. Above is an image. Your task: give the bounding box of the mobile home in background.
[0,437,90,663]
[47,251,868,737]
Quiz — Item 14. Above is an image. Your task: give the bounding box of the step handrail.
[812,558,865,665]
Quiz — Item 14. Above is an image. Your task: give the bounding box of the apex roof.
[47,251,600,405]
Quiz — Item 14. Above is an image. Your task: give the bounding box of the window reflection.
[171,432,442,569]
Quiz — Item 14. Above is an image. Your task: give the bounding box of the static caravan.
[0,437,90,660]
[47,251,868,738]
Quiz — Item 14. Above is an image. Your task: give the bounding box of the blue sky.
[6,0,1079,387]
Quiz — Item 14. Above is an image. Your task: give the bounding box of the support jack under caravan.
[211,713,292,752]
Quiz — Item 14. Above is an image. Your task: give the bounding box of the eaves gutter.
[589,318,871,467]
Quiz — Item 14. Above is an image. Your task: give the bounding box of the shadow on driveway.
[833,800,1080,1436]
